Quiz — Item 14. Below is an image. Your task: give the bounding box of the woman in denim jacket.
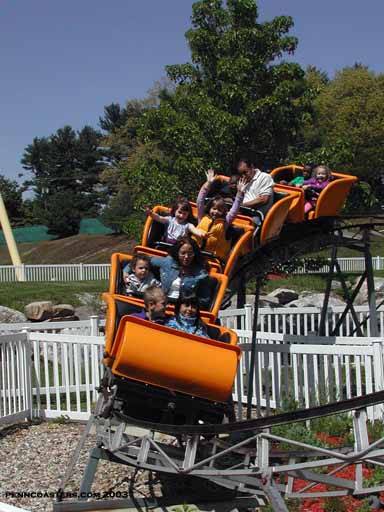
[150,236,211,309]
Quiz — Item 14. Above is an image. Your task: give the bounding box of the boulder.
[48,315,79,322]
[267,288,299,305]
[355,277,384,305]
[0,306,27,324]
[52,304,75,318]
[242,294,279,307]
[287,293,345,308]
[24,301,54,321]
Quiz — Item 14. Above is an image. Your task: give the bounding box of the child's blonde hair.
[143,285,166,308]
[312,165,331,179]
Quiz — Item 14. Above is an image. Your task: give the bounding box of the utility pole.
[0,192,24,281]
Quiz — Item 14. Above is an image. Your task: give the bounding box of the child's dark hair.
[130,253,150,270]
[204,195,228,217]
[169,235,204,267]
[236,156,254,168]
[170,196,194,223]
[175,293,201,331]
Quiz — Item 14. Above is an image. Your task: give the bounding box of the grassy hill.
[0,233,136,264]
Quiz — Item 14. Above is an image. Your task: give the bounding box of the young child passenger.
[123,254,160,296]
[145,196,204,245]
[194,169,247,261]
[302,165,332,213]
[130,285,167,324]
[289,164,312,187]
[166,293,209,337]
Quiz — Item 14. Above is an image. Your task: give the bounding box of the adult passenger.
[236,158,274,222]
[150,236,211,309]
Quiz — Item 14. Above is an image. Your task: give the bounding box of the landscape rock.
[24,301,54,321]
[47,315,79,322]
[52,304,75,318]
[267,288,299,305]
[0,306,27,324]
[258,295,280,308]
[355,277,384,305]
[287,293,345,308]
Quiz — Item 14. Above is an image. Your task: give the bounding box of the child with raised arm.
[194,169,247,261]
[145,196,204,245]
[122,254,160,296]
[302,165,332,213]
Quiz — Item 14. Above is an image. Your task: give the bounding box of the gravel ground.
[0,420,161,512]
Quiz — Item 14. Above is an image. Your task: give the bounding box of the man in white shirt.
[236,158,274,219]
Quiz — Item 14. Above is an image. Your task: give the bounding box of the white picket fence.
[235,332,384,420]
[1,326,384,424]
[296,255,384,274]
[0,263,110,282]
[219,304,384,337]
[0,256,383,282]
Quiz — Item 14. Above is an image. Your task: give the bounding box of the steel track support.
[319,227,379,336]
[259,476,289,512]
[363,229,380,336]
[319,244,337,336]
[78,447,102,498]
[247,275,263,419]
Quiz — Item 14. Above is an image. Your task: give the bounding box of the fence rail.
[1,328,384,424]
[0,263,110,282]
[0,256,383,282]
[219,304,384,337]
[234,331,384,420]
[0,333,32,425]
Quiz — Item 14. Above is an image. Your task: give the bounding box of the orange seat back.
[270,164,304,182]
[111,316,241,402]
[102,292,221,362]
[259,186,299,245]
[311,172,358,219]
[108,252,228,319]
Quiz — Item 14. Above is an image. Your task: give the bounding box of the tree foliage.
[134,0,312,197]
[0,175,24,223]
[294,66,384,201]
[21,125,104,237]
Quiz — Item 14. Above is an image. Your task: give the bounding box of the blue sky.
[1,0,383,183]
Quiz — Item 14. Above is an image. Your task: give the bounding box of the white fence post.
[372,339,384,419]
[90,315,99,336]
[25,332,33,420]
[244,304,253,331]
[79,263,84,281]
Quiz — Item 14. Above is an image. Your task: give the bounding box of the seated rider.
[145,196,204,245]
[302,165,332,214]
[166,293,210,338]
[150,236,211,310]
[130,285,167,325]
[122,254,161,296]
[236,157,274,223]
[194,169,247,261]
[281,164,313,187]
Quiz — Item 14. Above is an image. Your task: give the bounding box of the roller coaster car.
[239,185,301,245]
[271,165,358,221]
[206,175,300,244]
[101,294,240,424]
[108,252,228,319]
[140,204,254,277]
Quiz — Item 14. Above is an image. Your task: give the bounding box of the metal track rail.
[114,389,384,435]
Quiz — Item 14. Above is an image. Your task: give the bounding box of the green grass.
[0,280,108,312]
[262,274,329,294]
